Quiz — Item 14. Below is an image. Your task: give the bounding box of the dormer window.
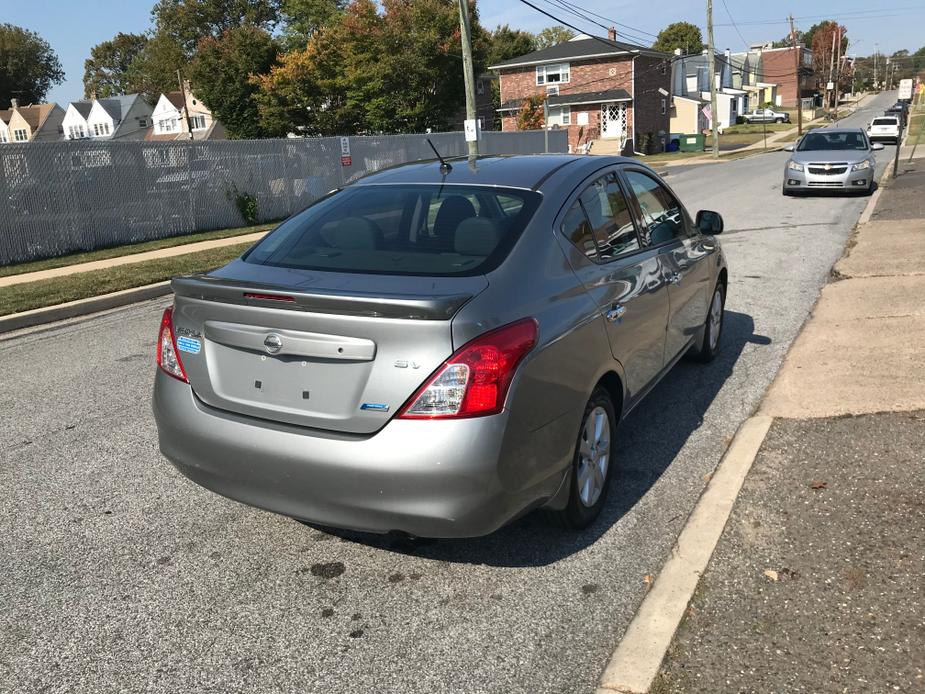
[536,63,570,85]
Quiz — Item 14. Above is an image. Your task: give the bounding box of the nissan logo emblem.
[264,334,283,354]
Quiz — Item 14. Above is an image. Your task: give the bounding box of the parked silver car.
[153,155,728,538]
[782,128,884,196]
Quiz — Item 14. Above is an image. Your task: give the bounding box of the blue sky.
[7,0,925,106]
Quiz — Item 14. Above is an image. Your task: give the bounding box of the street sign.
[340,137,351,166]
[898,78,913,100]
[464,118,482,143]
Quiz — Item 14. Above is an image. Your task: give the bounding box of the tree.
[126,32,187,99]
[151,0,281,53]
[534,26,575,50]
[516,94,544,130]
[652,21,704,54]
[280,0,346,48]
[809,21,847,83]
[190,26,279,138]
[487,24,535,65]
[0,24,64,108]
[83,33,149,98]
[255,0,486,136]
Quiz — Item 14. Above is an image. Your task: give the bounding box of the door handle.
[606,304,626,322]
[666,272,681,285]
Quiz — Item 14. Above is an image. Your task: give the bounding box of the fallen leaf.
[703,472,713,482]
[643,574,653,586]
[810,480,827,490]
[763,569,779,582]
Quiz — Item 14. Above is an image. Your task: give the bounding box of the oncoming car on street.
[782,128,884,196]
[153,154,728,538]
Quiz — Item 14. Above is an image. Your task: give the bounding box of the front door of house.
[600,102,627,142]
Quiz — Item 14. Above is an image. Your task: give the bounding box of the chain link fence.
[0,129,568,266]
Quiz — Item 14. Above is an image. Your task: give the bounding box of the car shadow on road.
[312,310,771,567]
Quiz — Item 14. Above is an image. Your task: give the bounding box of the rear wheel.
[555,388,616,530]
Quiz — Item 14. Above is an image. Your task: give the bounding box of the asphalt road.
[0,91,899,694]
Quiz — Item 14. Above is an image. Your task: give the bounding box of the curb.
[596,415,774,694]
[0,281,171,334]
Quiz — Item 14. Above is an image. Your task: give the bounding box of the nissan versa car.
[782,128,884,196]
[153,155,728,538]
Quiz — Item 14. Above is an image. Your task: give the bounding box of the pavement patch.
[597,416,773,694]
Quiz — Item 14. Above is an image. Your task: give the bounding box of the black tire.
[554,387,617,530]
[775,117,784,123]
[693,282,725,363]
[782,183,792,196]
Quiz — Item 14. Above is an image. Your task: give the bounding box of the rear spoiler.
[171,275,472,320]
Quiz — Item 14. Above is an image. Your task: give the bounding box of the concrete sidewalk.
[652,140,925,693]
[0,230,268,289]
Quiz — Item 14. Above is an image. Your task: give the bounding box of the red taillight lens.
[156,306,189,383]
[398,318,538,419]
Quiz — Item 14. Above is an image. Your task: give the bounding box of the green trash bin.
[678,133,705,152]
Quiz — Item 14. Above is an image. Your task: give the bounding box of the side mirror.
[783,144,794,152]
[696,209,724,235]
[871,142,885,151]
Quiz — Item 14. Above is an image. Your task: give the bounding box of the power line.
[551,0,661,40]
[719,0,749,49]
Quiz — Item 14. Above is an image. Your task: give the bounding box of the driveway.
[0,91,899,694]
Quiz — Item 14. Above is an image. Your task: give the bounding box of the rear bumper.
[152,370,562,538]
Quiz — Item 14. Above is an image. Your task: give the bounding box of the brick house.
[488,31,671,154]
[758,45,814,107]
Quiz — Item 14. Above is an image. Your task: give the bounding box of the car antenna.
[427,138,452,174]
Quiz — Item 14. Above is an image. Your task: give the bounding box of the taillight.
[398,318,538,419]
[156,306,189,383]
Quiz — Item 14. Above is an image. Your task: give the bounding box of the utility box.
[678,133,705,152]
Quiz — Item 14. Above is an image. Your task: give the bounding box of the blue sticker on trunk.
[176,336,201,354]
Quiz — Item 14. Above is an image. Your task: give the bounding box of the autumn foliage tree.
[516,94,544,130]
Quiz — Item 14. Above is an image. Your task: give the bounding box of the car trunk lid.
[170,263,487,434]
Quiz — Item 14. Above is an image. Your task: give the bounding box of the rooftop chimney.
[607,26,616,41]
[10,98,18,109]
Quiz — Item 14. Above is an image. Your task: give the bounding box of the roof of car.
[355,154,641,190]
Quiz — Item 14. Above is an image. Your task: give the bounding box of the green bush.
[227,185,259,225]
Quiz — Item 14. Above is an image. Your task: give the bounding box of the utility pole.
[706,0,719,158]
[828,29,836,109]
[177,69,194,140]
[874,45,878,91]
[833,26,842,119]
[457,0,479,159]
[789,15,803,136]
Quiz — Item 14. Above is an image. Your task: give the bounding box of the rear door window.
[577,174,640,260]
[561,200,598,261]
[245,185,540,276]
[623,170,689,246]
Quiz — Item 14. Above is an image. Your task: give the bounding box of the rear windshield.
[243,184,541,276]
[797,131,869,152]
[872,118,898,126]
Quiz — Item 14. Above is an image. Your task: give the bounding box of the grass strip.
[0,242,252,317]
[0,223,273,279]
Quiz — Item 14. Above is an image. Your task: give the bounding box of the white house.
[62,101,93,140]
[148,88,225,141]
[670,49,749,133]
[0,109,10,143]
[90,95,153,140]
[63,94,153,141]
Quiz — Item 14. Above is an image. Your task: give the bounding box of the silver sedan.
[153,154,728,538]
[782,127,884,196]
